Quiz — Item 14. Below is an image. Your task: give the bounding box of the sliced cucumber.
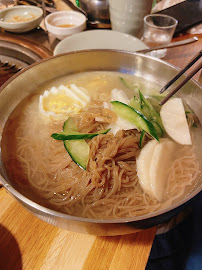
[111,101,159,141]
[120,77,138,92]
[63,117,77,132]
[129,91,164,137]
[64,140,89,170]
[51,128,110,140]
[144,96,161,112]
[139,130,146,149]
[51,117,110,170]
[138,91,164,132]
[150,120,164,137]
[63,117,89,170]
[52,117,110,140]
[129,96,141,112]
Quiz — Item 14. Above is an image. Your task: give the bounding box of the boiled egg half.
[39,84,90,119]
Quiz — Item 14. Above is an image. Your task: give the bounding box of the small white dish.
[0,5,43,33]
[54,30,148,55]
[45,11,87,40]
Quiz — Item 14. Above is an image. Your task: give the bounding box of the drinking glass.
[142,14,178,58]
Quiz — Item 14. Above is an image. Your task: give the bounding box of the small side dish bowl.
[0,5,43,33]
[44,11,87,40]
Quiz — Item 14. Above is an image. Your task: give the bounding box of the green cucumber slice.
[51,128,110,140]
[63,117,77,132]
[63,117,89,170]
[51,117,89,170]
[129,96,141,112]
[111,101,159,141]
[51,117,110,170]
[139,130,146,149]
[64,140,89,170]
[138,91,164,132]
[120,77,138,92]
[150,119,164,137]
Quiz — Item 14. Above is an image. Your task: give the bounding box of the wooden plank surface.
[164,33,202,81]
[0,188,156,270]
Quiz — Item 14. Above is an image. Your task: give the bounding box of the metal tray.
[0,33,52,87]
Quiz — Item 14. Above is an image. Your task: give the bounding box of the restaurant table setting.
[0,0,202,269]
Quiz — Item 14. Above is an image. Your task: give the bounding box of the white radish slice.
[136,139,159,197]
[160,98,192,145]
[149,139,176,202]
[108,116,137,135]
[111,88,130,104]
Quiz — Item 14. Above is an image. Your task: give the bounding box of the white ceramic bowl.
[54,29,148,55]
[0,5,43,33]
[45,11,87,40]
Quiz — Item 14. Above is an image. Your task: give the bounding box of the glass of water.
[142,14,178,58]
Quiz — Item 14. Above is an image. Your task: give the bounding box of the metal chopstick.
[159,58,202,106]
[160,49,202,94]
[137,37,198,54]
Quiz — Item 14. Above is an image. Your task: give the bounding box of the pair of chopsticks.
[159,50,202,106]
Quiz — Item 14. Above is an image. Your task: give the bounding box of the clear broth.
[1,71,201,218]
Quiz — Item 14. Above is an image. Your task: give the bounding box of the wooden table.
[0,4,202,270]
[0,187,156,270]
[164,33,202,82]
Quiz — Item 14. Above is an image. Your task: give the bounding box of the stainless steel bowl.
[0,50,201,236]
